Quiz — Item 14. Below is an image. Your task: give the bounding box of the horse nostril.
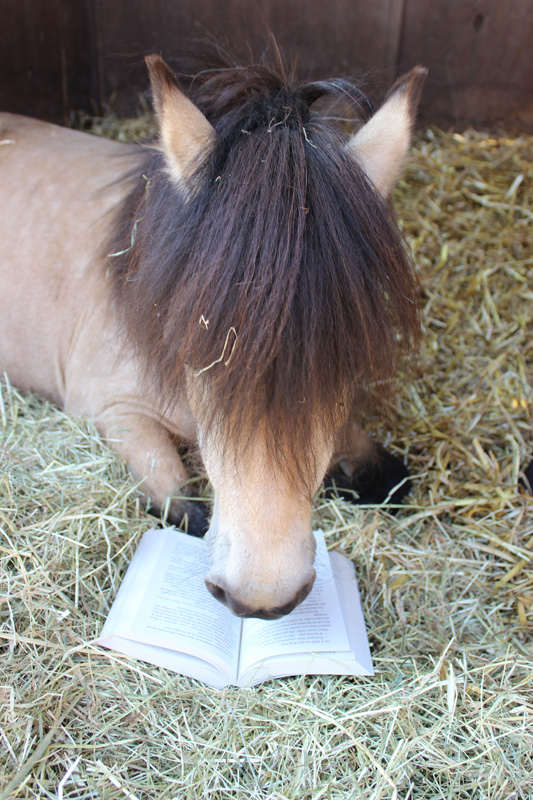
[205,579,227,604]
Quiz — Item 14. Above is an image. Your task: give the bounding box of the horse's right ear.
[146,54,216,184]
[347,66,427,197]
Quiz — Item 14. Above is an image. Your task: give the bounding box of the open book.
[98,528,373,688]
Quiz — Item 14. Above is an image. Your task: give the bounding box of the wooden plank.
[398,0,533,129]
[0,0,94,122]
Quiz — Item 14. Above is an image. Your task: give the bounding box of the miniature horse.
[0,54,426,619]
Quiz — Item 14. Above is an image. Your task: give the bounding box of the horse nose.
[205,573,316,620]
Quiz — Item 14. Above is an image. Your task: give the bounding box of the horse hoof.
[148,498,211,537]
[324,445,411,507]
[172,499,211,538]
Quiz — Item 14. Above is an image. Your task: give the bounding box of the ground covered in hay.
[1,122,532,799]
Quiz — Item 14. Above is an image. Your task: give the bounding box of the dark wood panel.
[398,0,533,129]
[1,0,532,129]
[0,0,94,122]
[94,0,404,111]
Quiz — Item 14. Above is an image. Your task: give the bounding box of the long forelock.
[109,60,419,489]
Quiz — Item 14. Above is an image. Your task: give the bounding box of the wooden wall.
[1,0,532,130]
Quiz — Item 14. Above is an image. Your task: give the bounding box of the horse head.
[115,55,426,618]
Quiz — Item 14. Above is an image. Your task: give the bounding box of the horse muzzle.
[205,571,316,619]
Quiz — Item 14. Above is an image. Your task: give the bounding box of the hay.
[1,123,532,799]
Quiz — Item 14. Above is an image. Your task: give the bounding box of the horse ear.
[347,66,427,197]
[146,54,216,184]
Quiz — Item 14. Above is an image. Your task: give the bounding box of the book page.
[98,635,234,689]
[238,550,373,686]
[329,550,373,675]
[238,532,351,676]
[99,528,242,680]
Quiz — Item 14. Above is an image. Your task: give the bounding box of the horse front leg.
[96,409,209,536]
[325,421,411,506]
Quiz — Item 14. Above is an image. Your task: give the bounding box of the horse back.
[0,113,141,405]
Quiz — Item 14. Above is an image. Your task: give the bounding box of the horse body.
[0,114,127,405]
[0,56,426,619]
[0,110,203,510]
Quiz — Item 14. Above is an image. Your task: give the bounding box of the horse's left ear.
[347,66,427,197]
[146,54,216,184]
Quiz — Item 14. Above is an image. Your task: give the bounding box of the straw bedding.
[1,117,532,798]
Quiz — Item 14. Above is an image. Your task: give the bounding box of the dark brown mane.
[108,53,419,486]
